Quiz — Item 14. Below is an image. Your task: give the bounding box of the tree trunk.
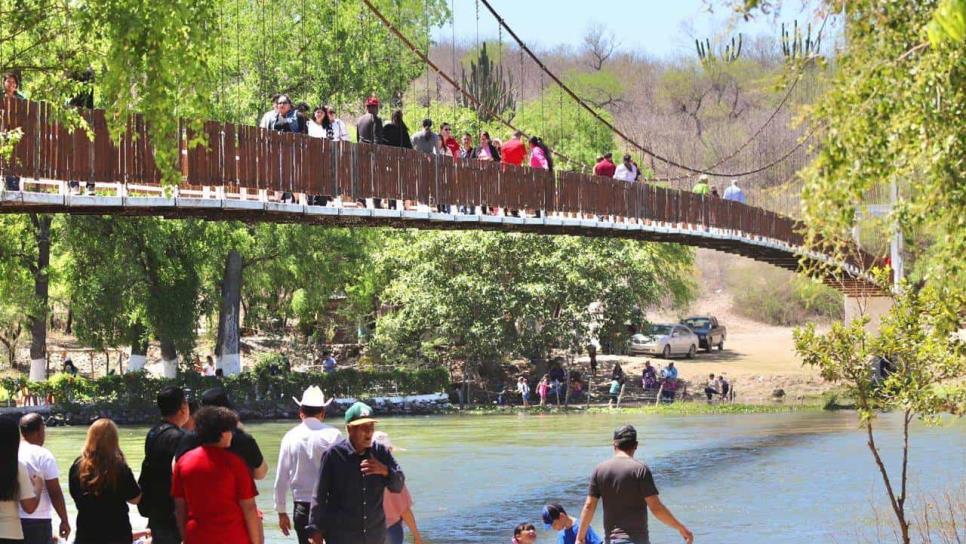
[127,323,149,372]
[159,337,178,379]
[215,250,243,375]
[65,307,73,334]
[28,214,52,381]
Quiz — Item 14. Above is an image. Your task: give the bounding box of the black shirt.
[175,427,264,470]
[68,458,140,544]
[382,123,412,149]
[356,113,384,145]
[308,437,405,544]
[139,422,184,521]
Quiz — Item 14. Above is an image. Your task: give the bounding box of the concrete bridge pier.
[844,295,894,333]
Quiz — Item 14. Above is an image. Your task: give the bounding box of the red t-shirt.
[443,136,460,158]
[172,445,258,544]
[501,138,526,166]
[594,159,616,177]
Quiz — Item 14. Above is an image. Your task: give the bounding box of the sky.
[432,0,835,60]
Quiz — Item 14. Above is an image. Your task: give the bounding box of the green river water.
[41,410,966,543]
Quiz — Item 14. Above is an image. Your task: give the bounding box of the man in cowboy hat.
[307,402,405,544]
[274,386,341,544]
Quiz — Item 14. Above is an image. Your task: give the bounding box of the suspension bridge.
[0,98,880,295]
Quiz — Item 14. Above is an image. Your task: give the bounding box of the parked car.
[681,316,727,352]
[630,323,698,359]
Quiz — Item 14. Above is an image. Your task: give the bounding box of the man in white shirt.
[722,179,747,204]
[613,154,638,182]
[275,386,341,544]
[18,413,70,544]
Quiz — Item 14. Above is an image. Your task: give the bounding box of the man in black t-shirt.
[139,386,190,544]
[576,425,693,544]
[174,387,268,480]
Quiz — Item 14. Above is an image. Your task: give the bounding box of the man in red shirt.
[500,131,526,166]
[172,407,262,544]
[594,153,616,177]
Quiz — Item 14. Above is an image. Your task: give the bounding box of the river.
[43,410,966,543]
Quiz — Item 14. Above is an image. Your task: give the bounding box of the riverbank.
[458,400,822,417]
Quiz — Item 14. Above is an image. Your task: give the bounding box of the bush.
[19,366,450,409]
[726,263,843,325]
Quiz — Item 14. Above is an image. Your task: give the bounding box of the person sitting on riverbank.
[717,375,731,402]
[704,373,719,402]
[542,503,602,544]
[517,377,531,408]
[660,376,678,403]
[512,522,537,544]
[642,362,658,390]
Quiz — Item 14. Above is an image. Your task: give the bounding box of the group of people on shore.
[0,384,420,544]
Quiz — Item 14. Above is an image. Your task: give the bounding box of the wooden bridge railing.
[1,97,878,269]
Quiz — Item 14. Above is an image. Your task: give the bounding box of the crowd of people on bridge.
[2,379,694,544]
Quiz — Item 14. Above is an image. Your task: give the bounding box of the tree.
[582,23,618,71]
[794,279,966,543]
[368,232,694,369]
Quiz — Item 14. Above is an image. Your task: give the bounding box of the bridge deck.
[0,97,881,295]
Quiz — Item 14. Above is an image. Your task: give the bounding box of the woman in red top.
[172,407,261,544]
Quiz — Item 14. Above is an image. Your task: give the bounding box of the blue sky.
[433,0,834,59]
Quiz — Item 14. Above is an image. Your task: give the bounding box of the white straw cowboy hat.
[293,385,333,409]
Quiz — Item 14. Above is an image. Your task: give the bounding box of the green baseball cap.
[344,401,378,427]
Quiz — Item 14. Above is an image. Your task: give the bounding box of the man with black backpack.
[139,386,190,544]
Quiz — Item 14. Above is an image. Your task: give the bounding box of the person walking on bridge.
[501,131,526,166]
[613,154,638,183]
[692,174,711,196]
[722,179,746,204]
[412,119,441,155]
[576,425,692,544]
[356,96,384,145]
[594,153,616,177]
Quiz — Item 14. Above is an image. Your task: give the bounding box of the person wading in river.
[575,425,693,544]
[306,402,405,544]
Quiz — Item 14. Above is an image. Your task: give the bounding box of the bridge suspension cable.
[358,0,586,169]
[476,0,817,180]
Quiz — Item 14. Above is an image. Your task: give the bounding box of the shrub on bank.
[0,366,450,409]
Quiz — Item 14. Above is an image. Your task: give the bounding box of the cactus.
[459,42,516,122]
[695,34,743,64]
[781,20,822,61]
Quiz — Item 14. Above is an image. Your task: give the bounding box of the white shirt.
[203,364,216,377]
[613,163,638,182]
[18,442,58,519]
[722,184,746,203]
[273,418,341,512]
[0,462,34,539]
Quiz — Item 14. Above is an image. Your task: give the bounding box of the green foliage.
[4,366,450,410]
[794,281,966,420]
[928,0,966,44]
[367,231,694,366]
[790,1,966,300]
[459,42,516,122]
[726,261,843,326]
[1,0,449,182]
